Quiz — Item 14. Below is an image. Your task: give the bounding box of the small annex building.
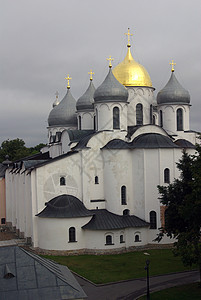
[4,30,199,254]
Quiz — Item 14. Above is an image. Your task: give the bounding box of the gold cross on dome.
[88,69,94,81]
[107,56,114,68]
[169,60,176,72]
[125,28,133,47]
[65,74,72,89]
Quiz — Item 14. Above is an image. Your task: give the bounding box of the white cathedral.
[4,30,199,253]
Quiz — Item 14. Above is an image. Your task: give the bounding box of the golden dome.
[112,46,152,87]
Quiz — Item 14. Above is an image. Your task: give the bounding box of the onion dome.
[157,70,190,105]
[94,67,128,103]
[112,44,152,87]
[48,87,77,127]
[76,79,95,111]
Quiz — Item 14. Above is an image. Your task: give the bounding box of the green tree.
[157,147,201,285]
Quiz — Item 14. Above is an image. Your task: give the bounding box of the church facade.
[5,31,199,253]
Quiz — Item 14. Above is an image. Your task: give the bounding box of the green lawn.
[42,249,196,284]
[138,283,201,300]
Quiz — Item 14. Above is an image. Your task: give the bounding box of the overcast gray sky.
[1,0,201,147]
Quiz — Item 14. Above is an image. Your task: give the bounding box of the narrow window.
[113,107,120,129]
[121,186,127,205]
[69,227,76,242]
[177,108,183,131]
[150,211,157,229]
[1,218,5,225]
[150,105,153,124]
[95,176,99,184]
[123,209,130,216]
[153,115,156,125]
[96,108,98,131]
[105,235,113,245]
[164,168,170,183]
[159,110,163,127]
[60,177,66,186]
[136,103,143,125]
[135,234,140,242]
[78,116,81,130]
[94,115,96,130]
[120,234,125,243]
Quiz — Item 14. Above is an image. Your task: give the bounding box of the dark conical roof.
[48,89,77,127]
[94,68,128,103]
[157,71,190,105]
[76,80,95,111]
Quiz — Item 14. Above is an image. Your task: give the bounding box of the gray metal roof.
[76,80,95,111]
[94,68,128,103]
[48,89,77,127]
[82,209,149,230]
[67,129,95,143]
[157,71,190,105]
[37,194,93,218]
[0,246,87,300]
[174,139,195,148]
[72,131,99,150]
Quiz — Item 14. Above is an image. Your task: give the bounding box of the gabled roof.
[0,246,87,300]
[82,209,149,230]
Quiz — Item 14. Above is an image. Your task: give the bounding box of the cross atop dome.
[88,69,94,81]
[65,74,72,89]
[125,28,133,47]
[169,60,176,72]
[107,56,114,68]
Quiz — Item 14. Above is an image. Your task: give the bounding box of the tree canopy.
[0,138,46,163]
[157,146,201,284]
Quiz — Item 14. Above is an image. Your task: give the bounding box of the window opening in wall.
[78,116,81,130]
[159,110,163,127]
[121,185,127,205]
[136,103,143,125]
[1,218,5,225]
[149,211,157,229]
[135,234,140,242]
[150,104,153,124]
[95,176,99,184]
[96,108,98,131]
[69,227,76,242]
[177,108,183,131]
[105,235,113,245]
[164,168,170,183]
[120,234,125,243]
[60,177,66,186]
[123,209,130,216]
[94,115,96,130]
[153,115,156,125]
[113,107,120,129]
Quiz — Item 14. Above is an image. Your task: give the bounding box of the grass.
[138,283,201,300]
[42,249,196,284]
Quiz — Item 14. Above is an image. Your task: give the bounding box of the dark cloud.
[0,0,201,146]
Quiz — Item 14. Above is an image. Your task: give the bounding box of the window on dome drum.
[149,211,157,229]
[177,108,183,131]
[1,218,5,225]
[159,110,163,127]
[164,168,170,183]
[93,115,96,130]
[121,185,127,205]
[153,115,156,125]
[123,209,130,216]
[69,227,76,242]
[105,235,113,245]
[150,105,153,124]
[113,107,120,129]
[78,116,81,130]
[135,234,140,242]
[95,176,99,184]
[60,177,66,186]
[136,103,143,125]
[120,234,125,243]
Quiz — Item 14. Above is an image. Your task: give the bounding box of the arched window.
[159,110,163,127]
[120,234,125,243]
[94,115,96,130]
[177,108,183,131]
[164,168,170,183]
[136,103,143,125]
[135,234,140,242]
[69,227,76,242]
[105,235,113,245]
[96,108,98,131]
[78,116,81,130]
[60,177,66,186]
[153,115,156,125]
[149,211,157,229]
[121,186,127,205]
[150,105,153,124]
[1,218,5,225]
[123,209,130,216]
[95,176,99,184]
[113,107,120,129]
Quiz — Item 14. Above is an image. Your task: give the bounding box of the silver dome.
[76,80,95,111]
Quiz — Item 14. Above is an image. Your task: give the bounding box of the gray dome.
[76,80,95,111]
[157,72,190,105]
[94,68,128,103]
[48,89,77,127]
